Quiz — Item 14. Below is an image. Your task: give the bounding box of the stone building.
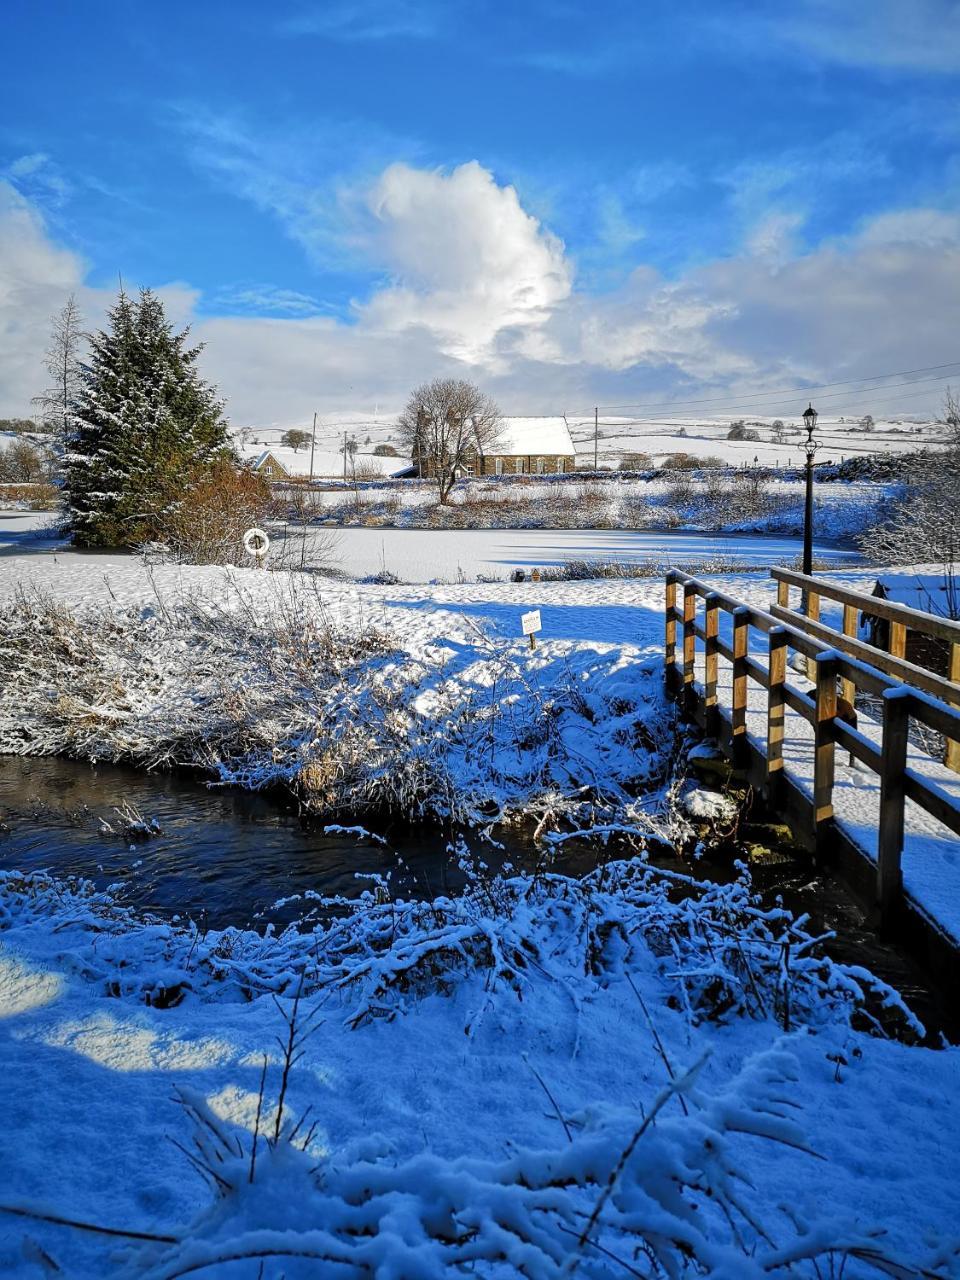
[417,417,577,478]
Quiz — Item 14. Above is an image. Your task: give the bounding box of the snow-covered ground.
[1,520,959,1277]
[565,413,947,468]
[1,863,958,1278]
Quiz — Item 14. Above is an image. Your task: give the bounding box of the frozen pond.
[0,511,856,586]
[281,525,857,583]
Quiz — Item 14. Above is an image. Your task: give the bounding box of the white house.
[252,447,412,482]
[425,417,577,478]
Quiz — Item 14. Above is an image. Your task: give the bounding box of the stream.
[0,753,953,1040]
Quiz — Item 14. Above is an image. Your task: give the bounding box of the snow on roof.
[492,417,576,457]
[252,447,410,479]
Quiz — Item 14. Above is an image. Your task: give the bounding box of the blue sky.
[2,1,960,424]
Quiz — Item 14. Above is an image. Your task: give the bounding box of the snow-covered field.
[1,520,959,1277]
[235,413,949,472]
[565,413,947,469]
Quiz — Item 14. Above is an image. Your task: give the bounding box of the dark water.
[0,754,953,1040]
[0,755,490,929]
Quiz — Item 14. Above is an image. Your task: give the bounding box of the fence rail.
[771,567,960,771]
[665,570,960,928]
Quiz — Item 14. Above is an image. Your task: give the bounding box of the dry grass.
[0,482,58,510]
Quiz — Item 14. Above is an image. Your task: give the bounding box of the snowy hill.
[564,414,949,469]
[232,413,949,473]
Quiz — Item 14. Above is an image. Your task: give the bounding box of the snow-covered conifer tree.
[64,288,229,547]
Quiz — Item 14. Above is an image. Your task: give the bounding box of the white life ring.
[243,527,270,559]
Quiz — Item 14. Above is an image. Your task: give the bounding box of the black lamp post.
[801,402,819,579]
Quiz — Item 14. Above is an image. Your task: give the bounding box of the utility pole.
[594,407,598,470]
[343,430,348,481]
[309,411,317,485]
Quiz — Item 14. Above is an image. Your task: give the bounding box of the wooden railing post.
[766,626,787,793]
[841,603,858,709]
[731,606,750,766]
[877,688,910,931]
[682,583,697,713]
[947,641,960,773]
[665,574,678,691]
[889,620,907,661]
[813,652,838,850]
[805,587,821,680]
[704,591,720,737]
[777,578,790,609]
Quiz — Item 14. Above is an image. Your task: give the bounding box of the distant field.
[232,412,948,472]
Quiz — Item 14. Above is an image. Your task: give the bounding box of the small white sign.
[521,609,542,636]
[243,527,270,559]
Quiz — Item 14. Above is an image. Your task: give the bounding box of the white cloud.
[2,167,959,427]
[744,211,804,263]
[0,181,88,413]
[564,207,960,405]
[211,283,330,317]
[2,153,72,207]
[855,208,960,247]
[356,161,572,363]
[776,0,960,74]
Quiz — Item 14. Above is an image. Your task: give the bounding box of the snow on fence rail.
[770,566,960,771]
[664,569,960,933]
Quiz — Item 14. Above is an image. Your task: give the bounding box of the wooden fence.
[665,569,960,928]
[770,567,960,771]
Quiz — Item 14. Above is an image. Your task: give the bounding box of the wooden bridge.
[664,568,960,986]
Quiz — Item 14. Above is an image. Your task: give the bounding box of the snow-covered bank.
[0,573,673,826]
[1,864,957,1277]
[299,472,886,545]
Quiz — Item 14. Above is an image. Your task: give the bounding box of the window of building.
[495,457,503,476]
[556,458,564,473]
[516,458,524,474]
[536,457,545,474]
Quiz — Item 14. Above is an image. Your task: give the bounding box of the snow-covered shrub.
[130,1043,913,1280]
[157,459,273,566]
[0,480,58,509]
[859,447,960,617]
[295,854,923,1039]
[0,585,671,824]
[1,866,930,1278]
[1,846,920,1041]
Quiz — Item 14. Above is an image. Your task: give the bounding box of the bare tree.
[943,385,960,445]
[859,447,960,618]
[281,429,312,452]
[0,439,51,484]
[32,294,84,449]
[396,378,503,503]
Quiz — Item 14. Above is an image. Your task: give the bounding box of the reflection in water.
[0,755,481,929]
